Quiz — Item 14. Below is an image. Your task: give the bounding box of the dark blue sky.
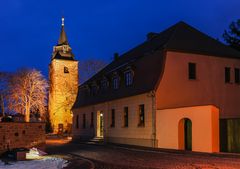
[0,0,239,77]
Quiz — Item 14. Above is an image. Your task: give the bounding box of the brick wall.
[0,122,45,154]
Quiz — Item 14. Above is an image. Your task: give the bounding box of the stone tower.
[49,17,79,133]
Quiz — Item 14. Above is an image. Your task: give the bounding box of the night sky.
[0,0,239,77]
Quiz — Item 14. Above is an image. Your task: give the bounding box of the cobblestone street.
[46,139,240,169]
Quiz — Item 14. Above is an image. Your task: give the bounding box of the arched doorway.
[178,118,192,150]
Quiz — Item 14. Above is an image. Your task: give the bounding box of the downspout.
[148,90,156,148]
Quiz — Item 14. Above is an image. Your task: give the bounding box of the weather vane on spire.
[62,17,65,26]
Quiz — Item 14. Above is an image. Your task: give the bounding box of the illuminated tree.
[7,69,48,122]
[223,19,240,51]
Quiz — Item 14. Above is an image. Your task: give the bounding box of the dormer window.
[91,85,98,95]
[64,67,69,73]
[101,78,108,90]
[91,81,98,95]
[112,76,120,89]
[124,70,133,86]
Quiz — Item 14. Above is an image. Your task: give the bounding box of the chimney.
[147,32,159,41]
[114,53,119,61]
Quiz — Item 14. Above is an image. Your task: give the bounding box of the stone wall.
[49,59,79,133]
[0,122,45,154]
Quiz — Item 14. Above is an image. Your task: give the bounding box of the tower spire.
[58,17,68,45]
[52,17,74,60]
[62,17,64,26]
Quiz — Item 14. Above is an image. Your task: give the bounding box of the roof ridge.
[163,22,180,49]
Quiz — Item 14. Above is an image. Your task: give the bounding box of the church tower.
[49,17,79,133]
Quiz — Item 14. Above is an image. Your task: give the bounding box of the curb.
[71,141,240,159]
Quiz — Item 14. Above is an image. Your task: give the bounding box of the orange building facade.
[72,22,240,153]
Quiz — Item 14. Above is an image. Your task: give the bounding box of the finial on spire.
[62,17,65,26]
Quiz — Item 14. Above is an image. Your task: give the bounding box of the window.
[76,115,79,129]
[188,63,196,80]
[125,71,133,86]
[225,67,231,83]
[64,66,69,73]
[235,68,240,84]
[90,112,94,128]
[111,109,115,127]
[101,79,108,90]
[82,114,86,129]
[138,104,145,127]
[113,76,120,89]
[91,85,98,95]
[123,107,128,127]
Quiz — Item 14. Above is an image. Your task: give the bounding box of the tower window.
[188,63,196,80]
[64,67,69,73]
[225,67,231,83]
[235,68,240,84]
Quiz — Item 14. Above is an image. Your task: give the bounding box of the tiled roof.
[73,21,240,109]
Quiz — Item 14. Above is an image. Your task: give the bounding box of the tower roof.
[58,17,68,45]
[52,17,74,60]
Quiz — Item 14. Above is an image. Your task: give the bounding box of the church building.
[49,18,79,133]
[72,21,240,153]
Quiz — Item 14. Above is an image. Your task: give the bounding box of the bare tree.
[0,72,9,117]
[6,69,48,122]
[79,59,106,83]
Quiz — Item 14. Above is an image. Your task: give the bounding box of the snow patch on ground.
[0,157,68,169]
